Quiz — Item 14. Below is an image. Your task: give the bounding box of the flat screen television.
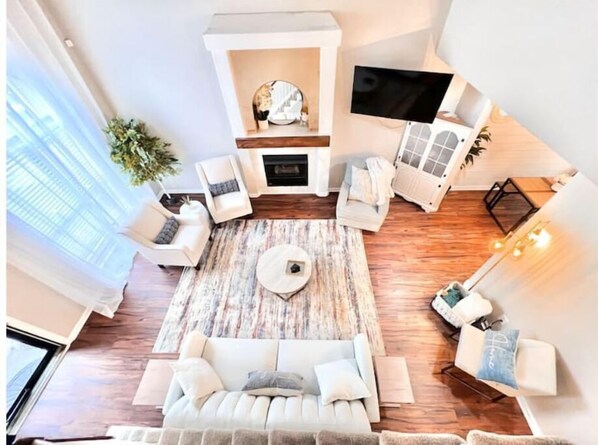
[350,66,453,124]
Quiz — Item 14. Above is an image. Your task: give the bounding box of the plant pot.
[257,120,269,130]
[163,195,178,206]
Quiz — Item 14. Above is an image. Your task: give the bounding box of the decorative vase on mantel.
[258,119,269,130]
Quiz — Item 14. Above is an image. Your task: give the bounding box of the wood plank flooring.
[17,192,531,438]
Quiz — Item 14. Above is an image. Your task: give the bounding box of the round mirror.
[253,81,303,126]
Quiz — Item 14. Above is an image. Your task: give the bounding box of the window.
[6,328,63,426]
[6,50,147,316]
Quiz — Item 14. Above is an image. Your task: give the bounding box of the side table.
[180,201,212,227]
[483,177,556,234]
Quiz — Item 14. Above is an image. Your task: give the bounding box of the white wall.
[438,0,598,185]
[7,264,90,345]
[453,109,573,189]
[41,0,460,190]
[467,174,598,443]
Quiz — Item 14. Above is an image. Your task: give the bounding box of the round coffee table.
[256,244,312,301]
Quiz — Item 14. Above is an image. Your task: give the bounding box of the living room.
[4,1,597,445]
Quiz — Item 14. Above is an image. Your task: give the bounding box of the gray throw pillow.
[153,216,179,244]
[209,179,239,197]
[242,370,304,397]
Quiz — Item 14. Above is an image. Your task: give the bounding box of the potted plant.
[461,126,492,169]
[104,117,180,204]
[254,84,272,130]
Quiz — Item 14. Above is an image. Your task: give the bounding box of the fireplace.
[263,154,308,187]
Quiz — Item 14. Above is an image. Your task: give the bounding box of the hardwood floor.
[17,192,531,439]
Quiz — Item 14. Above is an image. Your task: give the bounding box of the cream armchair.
[195,155,253,224]
[118,201,211,269]
[336,158,390,232]
[443,325,557,401]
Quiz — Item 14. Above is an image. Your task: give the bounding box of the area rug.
[153,219,385,355]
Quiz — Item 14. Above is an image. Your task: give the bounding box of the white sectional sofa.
[162,332,380,433]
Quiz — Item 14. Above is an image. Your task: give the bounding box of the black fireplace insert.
[262,154,308,187]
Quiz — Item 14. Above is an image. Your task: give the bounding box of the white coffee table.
[256,244,312,301]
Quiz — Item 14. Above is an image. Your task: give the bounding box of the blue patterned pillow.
[476,329,520,389]
[208,179,239,197]
[153,216,179,244]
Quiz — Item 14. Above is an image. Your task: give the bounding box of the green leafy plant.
[461,126,492,169]
[104,117,180,198]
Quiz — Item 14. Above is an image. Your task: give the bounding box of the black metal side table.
[484,177,555,234]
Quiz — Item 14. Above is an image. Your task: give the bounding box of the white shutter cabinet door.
[392,118,472,212]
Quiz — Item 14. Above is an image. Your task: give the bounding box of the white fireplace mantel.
[203,12,341,197]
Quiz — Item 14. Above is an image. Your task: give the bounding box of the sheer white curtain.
[6,43,150,317]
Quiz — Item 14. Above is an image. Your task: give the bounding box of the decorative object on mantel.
[461,125,492,169]
[254,83,273,130]
[300,111,309,126]
[104,117,180,205]
[153,219,385,356]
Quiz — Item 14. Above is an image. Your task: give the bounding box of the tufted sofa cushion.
[202,338,279,391]
[276,339,355,395]
[265,394,371,433]
[163,390,271,430]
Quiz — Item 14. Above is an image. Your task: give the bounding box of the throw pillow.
[442,288,463,308]
[170,358,223,402]
[476,329,520,389]
[314,358,371,405]
[153,216,179,245]
[348,166,377,206]
[242,370,304,397]
[209,179,239,197]
[467,430,573,445]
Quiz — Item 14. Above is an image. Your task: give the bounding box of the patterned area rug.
[153,219,385,355]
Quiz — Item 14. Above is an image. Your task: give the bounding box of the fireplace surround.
[203,12,341,197]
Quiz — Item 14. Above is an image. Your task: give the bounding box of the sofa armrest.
[195,163,217,215]
[377,198,390,218]
[336,182,350,214]
[162,377,184,415]
[175,212,210,228]
[162,331,209,416]
[353,333,380,423]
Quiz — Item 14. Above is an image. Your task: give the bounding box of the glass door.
[6,328,62,426]
[422,130,459,178]
[399,123,431,169]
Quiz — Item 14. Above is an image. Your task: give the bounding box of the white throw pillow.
[348,166,377,206]
[314,358,371,405]
[170,358,223,402]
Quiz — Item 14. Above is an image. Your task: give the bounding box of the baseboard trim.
[157,188,341,200]
[516,396,542,435]
[68,307,92,344]
[449,185,492,191]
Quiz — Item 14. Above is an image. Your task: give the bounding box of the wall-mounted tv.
[350,66,453,124]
